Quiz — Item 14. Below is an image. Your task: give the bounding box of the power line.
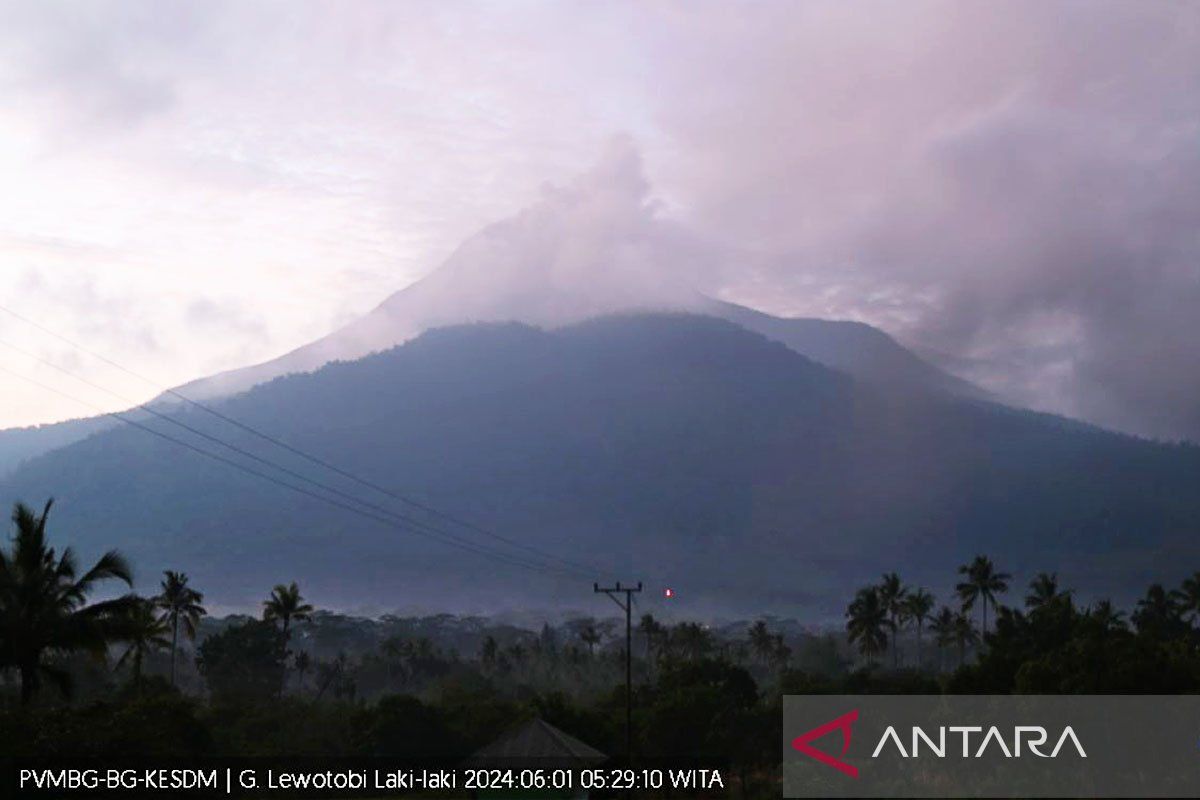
[0,303,600,577]
[0,336,592,579]
[0,362,583,579]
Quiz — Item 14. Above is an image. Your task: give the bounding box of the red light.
[664,588,674,598]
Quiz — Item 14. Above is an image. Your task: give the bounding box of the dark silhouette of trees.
[669,622,715,663]
[480,635,499,670]
[846,586,888,665]
[293,650,311,693]
[1088,599,1126,634]
[0,499,135,705]
[1025,572,1068,611]
[638,613,664,664]
[156,571,206,687]
[902,588,935,668]
[116,598,170,687]
[355,694,462,757]
[262,582,314,641]
[956,555,1010,635]
[747,620,774,666]
[952,611,978,668]
[196,619,286,703]
[578,622,601,656]
[1132,583,1188,640]
[1172,572,1200,626]
[877,573,907,667]
[262,582,314,694]
[929,606,956,672]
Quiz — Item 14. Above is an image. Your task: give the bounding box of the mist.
[0,0,1196,440]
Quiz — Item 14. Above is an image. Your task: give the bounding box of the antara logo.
[871,725,1087,759]
[791,709,861,778]
[792,711,1087,779]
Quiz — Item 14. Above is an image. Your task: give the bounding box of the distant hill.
[0,416,115,478]
[3,314,1193,616]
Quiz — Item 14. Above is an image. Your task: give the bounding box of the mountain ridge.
[2,312,1195,615]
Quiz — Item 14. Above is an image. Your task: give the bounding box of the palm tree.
[748,620,775,665]
[1173,572,1200,626]
[262,582,314,642]
[1088,599,1126,634]
[116,598,170,687]
[846,586,888,665]
[952,611,978,667]
[1025,572,1065,611]
[481,635,499,668]
[902,589,935,669]
[956,555,1010,635]
[1133,583,1186,638]
[771,633,792,669]
[638,613,663,663]
[929,606,956,672]
[877,573,907,667]
[579,623,601,656]
[156,570,206,686]
[670,622,714,661]
[0,499,135,705]
[263,582,314,695]
[293,650,311,693]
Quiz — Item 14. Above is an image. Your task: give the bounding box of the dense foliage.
[6,500,1200,798]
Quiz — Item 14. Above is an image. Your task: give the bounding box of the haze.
[1,0,1197,442]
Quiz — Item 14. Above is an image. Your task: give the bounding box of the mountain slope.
[0,293,973,478]
[3,314,1190,615]
[704,299,985,397]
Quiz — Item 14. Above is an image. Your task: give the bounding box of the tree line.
[844,553,1200,689]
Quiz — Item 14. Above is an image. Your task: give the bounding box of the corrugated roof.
[468,718,607,765]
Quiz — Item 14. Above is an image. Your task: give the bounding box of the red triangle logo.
[791,709,860,778]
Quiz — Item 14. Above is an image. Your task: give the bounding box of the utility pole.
[595,580,642,785]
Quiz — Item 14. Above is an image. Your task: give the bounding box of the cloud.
[0,0,1196,441]
[640,0,1200,440]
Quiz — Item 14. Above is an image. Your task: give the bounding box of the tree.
[645,659,758,760]
[196,619,286,703]
[929,606,957,672]
[579,623,601,656]
[956,555,1010,635]
[1133,584,1187,640]
[1173,572,1200,626]
[846,587,888,665]
[902,589,935,669]
[115,598,170,687]
[262,582,314,642]
[262,583,314,695]
[747,620,775,666]
[1088,599,1126,634]
[771,634,792,670]
[670,622,714,662]
[877,573,907,668]
[1025,572,1067,612]
[156,570,206,687]
[952,611,978,667]
[480,635,499,669]
[293,650,312,693]
[0,499,135,704]
[638,613,664,663]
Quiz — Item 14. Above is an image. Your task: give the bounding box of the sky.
[0,0,1197,442]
